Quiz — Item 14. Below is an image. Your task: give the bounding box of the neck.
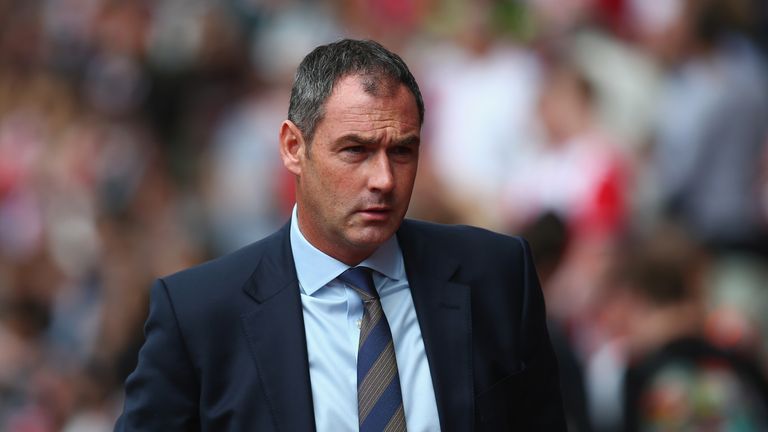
[295,211,375,266]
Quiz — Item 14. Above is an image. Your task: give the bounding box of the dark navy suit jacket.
[115,219,566,431]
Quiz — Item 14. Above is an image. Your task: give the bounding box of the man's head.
[280,39,423,265]
[287,39,424,147]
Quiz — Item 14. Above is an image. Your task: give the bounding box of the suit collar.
[397,220,474,432]
[241,222,317,431]
[242,222,297,303]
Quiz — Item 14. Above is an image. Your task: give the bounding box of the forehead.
[318,75,420,136]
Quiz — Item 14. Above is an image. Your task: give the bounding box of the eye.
[391,146,413,155]
[343,145,366,154]
[339,145,369,162]
[389,145,417,160]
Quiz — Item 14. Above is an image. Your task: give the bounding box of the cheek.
[396,166,418,195]
[320,170,347,199]
[315,169,356,216]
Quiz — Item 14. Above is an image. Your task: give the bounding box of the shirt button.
[356,320,362,329]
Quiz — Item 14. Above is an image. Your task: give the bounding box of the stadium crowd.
[1,0,767,430]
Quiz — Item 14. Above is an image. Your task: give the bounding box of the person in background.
[616,226,768,431]
[522,212,593,432]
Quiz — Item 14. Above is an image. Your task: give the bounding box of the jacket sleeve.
[114,279,200,431]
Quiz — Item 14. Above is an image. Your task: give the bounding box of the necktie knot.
[339,266,378,301]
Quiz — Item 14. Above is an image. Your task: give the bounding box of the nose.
[368,151,394,193]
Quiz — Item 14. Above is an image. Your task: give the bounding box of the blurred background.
[1,0,767,430]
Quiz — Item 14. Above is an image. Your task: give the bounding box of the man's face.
[282,74,420,265]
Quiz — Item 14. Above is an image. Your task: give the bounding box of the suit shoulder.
[401,219,528,253]
[161,225,288,297]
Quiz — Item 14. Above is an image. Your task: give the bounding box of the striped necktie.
[339,267,407,432]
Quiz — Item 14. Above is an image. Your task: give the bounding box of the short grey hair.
[287,39,425,145]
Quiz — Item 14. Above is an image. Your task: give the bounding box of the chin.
[348,226,396,248]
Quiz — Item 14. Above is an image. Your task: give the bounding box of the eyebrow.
[337,134,421,147]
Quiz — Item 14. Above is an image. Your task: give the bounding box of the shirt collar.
[289,205,404,296]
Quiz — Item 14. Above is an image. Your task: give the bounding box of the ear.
[280,120,306,176]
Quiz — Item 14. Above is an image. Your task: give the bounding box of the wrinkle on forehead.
[334,109,419,137]
[313,74,421,146]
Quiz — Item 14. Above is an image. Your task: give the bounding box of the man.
[116,39,565,431]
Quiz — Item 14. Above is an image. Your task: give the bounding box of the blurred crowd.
[1,0,768,430]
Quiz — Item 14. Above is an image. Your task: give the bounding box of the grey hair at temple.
[287,39,425,146]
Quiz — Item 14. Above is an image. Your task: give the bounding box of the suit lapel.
[241,223,316,432]
[398,221,474,432]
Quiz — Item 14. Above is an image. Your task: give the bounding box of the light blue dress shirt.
[290,207,441,431]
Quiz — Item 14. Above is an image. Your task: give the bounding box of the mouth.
[357,206,393,221]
